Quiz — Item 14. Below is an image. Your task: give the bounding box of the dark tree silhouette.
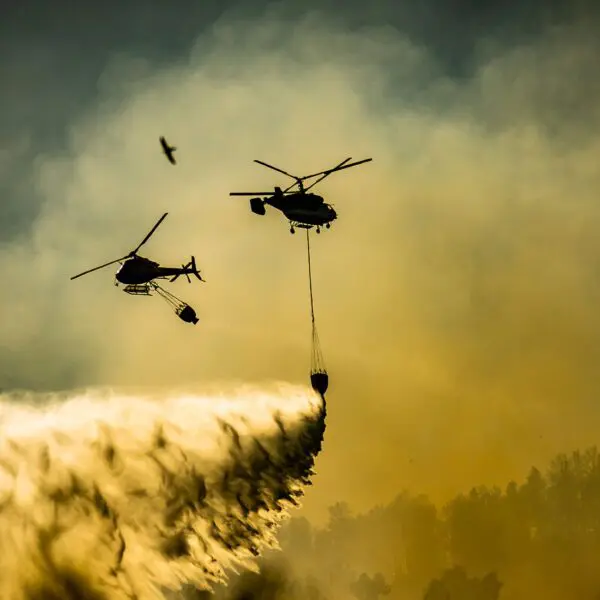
[194,445,600,600]
[350,572,391,600]
[422,567,502,600]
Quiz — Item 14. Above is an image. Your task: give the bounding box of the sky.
[1,0,600,525]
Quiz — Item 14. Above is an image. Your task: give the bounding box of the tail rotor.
[190,256,204,282]
[170,256,205,283]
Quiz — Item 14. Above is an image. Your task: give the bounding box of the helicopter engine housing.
[250,197,266,216]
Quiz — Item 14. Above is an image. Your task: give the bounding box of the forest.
[188,445,600,600]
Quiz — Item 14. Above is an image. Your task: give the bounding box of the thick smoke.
[0,384,326,599]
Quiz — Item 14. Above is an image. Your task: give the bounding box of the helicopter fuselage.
[264,192,337,226]
[282,203,337,226]
[115,256,193,285]
[232,156,371,232]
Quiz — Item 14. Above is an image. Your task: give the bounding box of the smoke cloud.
[2,6,600,523]
[0,384,326,599]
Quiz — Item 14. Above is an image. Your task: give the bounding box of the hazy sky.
[2,0,600,524]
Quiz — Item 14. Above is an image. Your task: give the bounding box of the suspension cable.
[306,228,315,325]
[306,228,328,395]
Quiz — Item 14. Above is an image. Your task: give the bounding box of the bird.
[159,136,177,165]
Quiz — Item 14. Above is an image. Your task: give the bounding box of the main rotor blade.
[254,160,299,181]
[229,191,298,196]
[70,256,128,280]
[303,158,373,191]
[229,192,275,196]
[302,157,352,191]
[283,180,303,193]
[132,212,168,254]
[299,157,351,181]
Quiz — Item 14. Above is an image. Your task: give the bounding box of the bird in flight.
[159,136,177,165]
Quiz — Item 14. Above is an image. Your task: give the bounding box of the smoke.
[2,7,600,523]
[0,384,326,599]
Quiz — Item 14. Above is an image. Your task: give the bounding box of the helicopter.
[229,156,372,234]
[70,212,205,286]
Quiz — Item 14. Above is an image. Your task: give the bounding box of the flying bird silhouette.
[159,136,177,165]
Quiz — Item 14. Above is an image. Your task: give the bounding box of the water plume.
[0,384,326,599]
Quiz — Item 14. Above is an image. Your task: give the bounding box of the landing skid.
[122,283,153,295]
[289,221,331,235]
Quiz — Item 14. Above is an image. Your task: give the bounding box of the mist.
[1,7,600,523]
[193,444,600,600]
[0,384,325,599]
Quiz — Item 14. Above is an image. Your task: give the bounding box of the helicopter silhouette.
[229,156,372,234]
[70,212,205,286]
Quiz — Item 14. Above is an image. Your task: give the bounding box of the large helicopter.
[70,212,205,286]
[229,156,372,234]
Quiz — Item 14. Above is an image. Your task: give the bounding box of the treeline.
[192,446,600,599]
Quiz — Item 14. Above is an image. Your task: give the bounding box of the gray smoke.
[0,384,326,599]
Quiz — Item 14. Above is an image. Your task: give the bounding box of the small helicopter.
[229,156,372,234]
[70,212,205,286]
